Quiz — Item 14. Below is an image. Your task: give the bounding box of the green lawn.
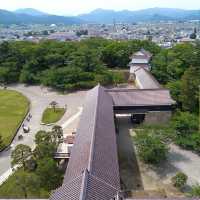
[0,89,29,149]
[42,108,65,124]
[0,169,49,198]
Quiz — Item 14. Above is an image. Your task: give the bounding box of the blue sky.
[1,0,200,15]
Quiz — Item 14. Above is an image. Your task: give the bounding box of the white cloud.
[0,0,200,15]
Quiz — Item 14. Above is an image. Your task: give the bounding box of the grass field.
[0,89,29,149]
[42,107,65,124]
[0,169,49,198]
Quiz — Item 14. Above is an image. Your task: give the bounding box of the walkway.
[167,144,200,186]
[0,84,86,185]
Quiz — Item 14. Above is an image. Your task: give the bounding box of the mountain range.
[0,8,200,25]
[78,8,200,23]
[0,9,83,25]
[14,8,48,16]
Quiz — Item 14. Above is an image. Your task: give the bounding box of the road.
[0,84,86,182]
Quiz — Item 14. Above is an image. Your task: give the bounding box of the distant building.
[129,49,152,71]
[178,37,196,44]
[130,66,160,89]
[48,32,78,41]
[128,49,160,90]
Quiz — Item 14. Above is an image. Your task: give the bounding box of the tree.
[11,144,32,170]
[52,125,63,143]
[35,130,51,145]
[34,131,57,159]
[180,66,200,113]
[36,158,62,190]
[171,172,188,189]
[171,112,199,136]
[166,80,182,105]
[50,101,58,112]
[34,142,57,159]
[15,172,40,198]
[134,133,168,164]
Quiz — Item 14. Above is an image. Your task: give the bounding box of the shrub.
[134,133,168,164]
[171,172,188,189]
[189,184,200,197]
[175,132,200,153]
[171,112,198,136]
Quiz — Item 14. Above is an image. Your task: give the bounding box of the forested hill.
[0,9,83,25]
[78,8,200,23]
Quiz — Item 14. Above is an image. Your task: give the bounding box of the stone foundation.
[144,111,172,125]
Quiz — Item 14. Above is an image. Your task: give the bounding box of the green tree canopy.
[36,158,62,190]
[15,171,40,198]
[11,144,32,170]
[134,133,169,164]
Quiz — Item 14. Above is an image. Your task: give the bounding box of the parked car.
[23,126,30,133]
[18,135,23,140]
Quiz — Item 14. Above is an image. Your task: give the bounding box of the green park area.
[0,89,29,150]
[42,107,65,124]
[0,169,49,198]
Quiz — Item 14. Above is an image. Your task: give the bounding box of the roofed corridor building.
[50,49,176,200]
[50,83,175,200]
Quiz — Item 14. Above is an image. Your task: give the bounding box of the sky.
[0,0,200,15]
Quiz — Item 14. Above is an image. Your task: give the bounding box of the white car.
[23,126,30,133]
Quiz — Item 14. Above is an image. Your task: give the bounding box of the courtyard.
[117,115,200,198]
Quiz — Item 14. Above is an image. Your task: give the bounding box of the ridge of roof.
[137,67,161,88]
[87,85,100,172]
[106,88,169,92]
[79,169,89,200]
[89,173,120,191]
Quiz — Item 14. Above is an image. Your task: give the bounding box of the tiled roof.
[131,66,161,89]
[50,84,175,200]
[107,89,176,107]
[50,174,83,200]
[130,49,152,61]
[50,85,120,200]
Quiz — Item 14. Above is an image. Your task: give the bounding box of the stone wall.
[144,111,172,125]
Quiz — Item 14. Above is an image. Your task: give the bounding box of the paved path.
[0,84,86,184]
[168,144,200,185]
